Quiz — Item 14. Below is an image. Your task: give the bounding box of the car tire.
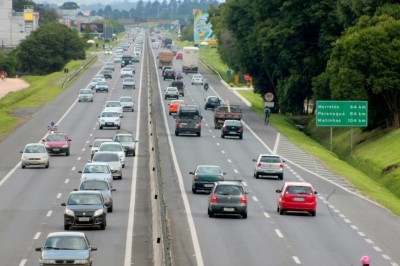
[239,135,243,140]
[221,134,224,138]
[175,131,179,136]
[192,188,197,194]
[278,174,283,180]
[122,164,125,168]
[197,132,201,137]
[45,162,49,168]
[99,126,103,129]
[21,164,26,169]
[117,126,121,129]
[66,149,70,156]
[169,112,172,115]
[100,219,106,230]
[279,207,285,215]
[242,212,247,219]
[255,173,259,179]
[208,209,214,218]
[310,211,316,217]
[108,205,113,213]
[64,223,70,230]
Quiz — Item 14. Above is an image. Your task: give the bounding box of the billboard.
[80,23,103,33]
[193,9,215,44]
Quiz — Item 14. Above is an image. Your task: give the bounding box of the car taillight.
[241,195,247,204]
[280,163,284,170]
[239,127,243,132]
[176,121,180,128]
[222,125,227,131]
[257,162,262,168]
[196,122,202,129]
[211,194,218,203]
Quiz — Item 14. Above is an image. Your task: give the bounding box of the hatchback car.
[95,81,109,93]
[122,77,136,89]
[61,191,107,230]
[120,68,133,78]
[98,111,121,129]
[114,56,122,63]
[208,180,248,219]
[168,99,185,115]
[191,74,204,85]
[165,87,179,100]
[20,143,50,169]
[204,96,221,110]
[104,62,115,71]
[124,65,136,74]
[42,132,72,156]
[276,182,318,216]
[77,179,116,212]
[161,66,173,76]
[163,69,176,80]
[221,120,244,139]
[98,142,126,168]
[118,96,134,112]
[101,70,112,79]
[190,165,226,193]
[132,55,140,62]
[78,88,94,102]
[35,232,97,266]
[253,154,285,179]
[113,131,138,156]
[89,138,113,159]
[90,77,105,89]
[79,162,113,185]
[104,101,123,118]
[92,151,123,179]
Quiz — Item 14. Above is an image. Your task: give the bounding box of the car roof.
[284,182,313,187]
[47,232,86,238]
[84,162,110,166]
[166,87,178,90]
[25,143,45,147]
[69,190,102,195]
[215,180,243,186]
[93,138,112,142]
[259,154,280,157]
[196,165,221,169]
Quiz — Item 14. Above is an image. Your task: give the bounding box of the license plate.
[52,148,60,151]
[79,217,90,222]
[106,122,113,125]
[229,131,237,134]
[293,197,305,201]
[223,207,235,212]
[204,184,214,187]
[180,123,187,125]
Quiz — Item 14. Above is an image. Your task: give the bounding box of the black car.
[204,96,221,110]
[61,191,107,230]
[208,180,248,219]
[170,80,185,96]
[221,120,243,139]
[163,69,176,80]
[101,70,112,79]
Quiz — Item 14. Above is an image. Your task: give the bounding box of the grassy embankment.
[196,44,400,216]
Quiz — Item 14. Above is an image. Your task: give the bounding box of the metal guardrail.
[62,55,98,89]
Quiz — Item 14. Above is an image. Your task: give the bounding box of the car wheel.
[197,132,201,137]
[278,174,283,180]
[66,149,70,156]
[242,212,247,219]
[133,150,136,156]
[192,188,197,194]
[279,208,285,215]
[21,164,26,169]
[117,126,121,129]
[204,106,207,110]
[169,112,172,115]
[175,131,179,136]
[99,126,103,129]
[45,162,49,168]
[310,211,316,216]
[100,219,106,230]
[208,209,214,218]
[108,205,113,213]
[255,173,259,179]
[122,164,125,168]
[239,135,243,140]
[64,223,70,230]
[221,134,224,138]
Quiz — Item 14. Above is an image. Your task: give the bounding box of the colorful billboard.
[193,9,215,44]
[80,23,103,33]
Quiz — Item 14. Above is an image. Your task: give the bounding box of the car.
[104,62,115,71]
[35,232,97,266]
[112,131,137,156]
[77,179,116,212]
[114,56,122,63]
[90,77,105,89]
[204,96,221,110]
[91,151,123,179]
[101,70,112,79]
[253,154,285,179]
[168,99,185,115]
[61,191,107,230]
[276,182,318,216]
[122,77,136,89]
[170,80,185,96]
[95,81,109,93]
[191,74,204,85]
[98,111,121,129]
[103,101,123,118]
[42,132,72,156]
[78,88,94,102]
[190,165,226,193]
[165,87,179,99]
[79,162,113,185]
[161,66,173,76]
[120,68,133,78]
[176,52,183,59]
[124,65,136,74]
[132,55,140,62]
[20,143,50,169]
[221,120,244,139]
[104,47,113,54]
[89,138,113,159]
[98,142,126,168]
[163,69,176,80]
[207,180,248,219]
[119,96,135,112]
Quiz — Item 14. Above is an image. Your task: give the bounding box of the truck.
[158,50,174,69]
[213,103,242,129]
[182,47,200,73]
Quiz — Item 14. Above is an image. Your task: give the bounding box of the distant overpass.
[118,18,173,25]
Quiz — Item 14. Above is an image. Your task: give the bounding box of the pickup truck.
[213,104,242,129]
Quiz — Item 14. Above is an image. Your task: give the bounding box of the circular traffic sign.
[264,92,274,102]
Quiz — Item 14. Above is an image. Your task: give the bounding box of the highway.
[0,29,398,266]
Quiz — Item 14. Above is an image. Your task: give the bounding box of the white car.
[79,162,113,185]
[89,138,113,159]
[98,142,126,168]
[98,111,121,129]
[104,101,123,117]
[119,96,134,112]
[191,74,204,85]
[165,87,179,100]
[90,77,105,89]
[120,68,133,78]
[92,151,123,179]
[78,88,94,102]
[20,143,50,169]
[104,48,113,55]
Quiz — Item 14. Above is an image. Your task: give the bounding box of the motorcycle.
[47,122,58,134]
[204,80,209,91]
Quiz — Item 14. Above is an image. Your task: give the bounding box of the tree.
[180,23,193,42]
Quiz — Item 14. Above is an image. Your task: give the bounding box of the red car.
[276,182,317,216]
[42,132,71,156]
[176,53,183,59]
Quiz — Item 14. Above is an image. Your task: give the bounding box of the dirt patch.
[0,78,30,98]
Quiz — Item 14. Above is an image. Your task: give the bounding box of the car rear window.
[260,156,281,163]
[285,186,312,194]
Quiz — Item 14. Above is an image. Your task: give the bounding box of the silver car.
[95,81,109,93]
[89,138,113,159]
[79,162,113,185]
[78,88,94,102]
[98,111,121,129]
[20,143,50,169]
[92,151,123,179]
[164,87,179,100]
[98,142,126,168]
[103,101,123,118]
[119,96,134,112]
[253,154,285,179]
[122,77,136,89]
[78,178,116,212]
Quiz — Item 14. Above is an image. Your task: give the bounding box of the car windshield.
[101,112,118,117]
[67,194,103,205]
[225,120,241,126]
[93,153,119,162]
[47,134,66,141]
[97,82,107,86]
[115,135,134,142]
[24,145,46,153]
[83,165,110,173]
[44,236,88,250]
[193,75,202,79]
[214,185,243,195]
[124,78,134,82]
[260,156,281,163]
[80,181,109,190]
[196,166,222,174]
[286,186,312,195]
[80,90,91,94]
[106,102,121,107]
[208,97,219,102]
[120,97,133,102]
[100,144,123,151]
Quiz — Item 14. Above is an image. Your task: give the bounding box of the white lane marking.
[252,196,258,202]
[71,166,75,171]
[263,212,270,219]
[293,256,301,264]
[242,181,248,186]
[77,157,81,161]
[34,232,41,240]
[221,150,225,154]
[216,142,220,146]
[233,169,238,174]
[344,219,351,223]
[65,179,69,184]
[0,163,20,187]
[18,259,27,266]
[275,229,283,238]
[57,193,62,199]
[358,232,366,237]
[365,239,373,244]
[124,43,144,266]
[82,148,86,152]
[273,133,280,154]
[86,140,89,144]
[46,211,52,217]
[227,159,232,163]
[351,225,358,230]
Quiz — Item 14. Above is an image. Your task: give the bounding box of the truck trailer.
[182,47,200,73]
[158,50,174,69]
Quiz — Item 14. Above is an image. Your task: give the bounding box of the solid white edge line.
[273,133,280,154]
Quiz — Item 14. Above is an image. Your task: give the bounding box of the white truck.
[182,46,199,73]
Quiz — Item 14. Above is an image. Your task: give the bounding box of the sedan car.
[190,165,226,193]
[208,180,248,219]
[101,70,112,79]
[168,99,185,115]
[92,151,123,179]
[165,87,179,100]
[114,56,122,63]
[78,88,94,102]
[42,132,71,156]
[253,154,285,179]
[77,179,116,212]
[120,68,133,78]
[122,77,136,89]
[20,143,50,169]
[104,47,113,54]
[103,101,123,118]
[98,111,121,129]
[119,96,134,112]
[90,77,105,89]
[89,138,113,159]
[95,81,109,93]
[104,62,115,71]
[35,232,97,266]
[276,182,318,216]
[163,69,176,81]
[61,191,107,230]
[221,120,244,139]
[204,96,221,110]
[98,142,126,168]
[191,74,204,85]
[79,162,113,185]
[113,131,137,156]
[132,55,140,62]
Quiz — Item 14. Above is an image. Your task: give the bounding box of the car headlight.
[62,144,68,148]
[75,259,90,264]
[94,209,104,216]
[22,156,27,160]
[65,208,74,216]
[104,197,111,203]
[100,119,105,123]
[42,155,49,160]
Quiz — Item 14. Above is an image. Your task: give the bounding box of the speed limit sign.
[264,92,274,102]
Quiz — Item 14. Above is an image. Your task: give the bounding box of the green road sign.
[316,101,368,127]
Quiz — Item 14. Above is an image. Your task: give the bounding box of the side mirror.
[223,172,226,175]
[112,188,116,191]
[42,139,45,142]
[314,191,318,195]
[91,247,98,251]
[275,189,282,193]
[189,171,194,175]
[20,151,23,153]
[252,159,257,162]
[61,203,66,206]
[35,247,42,252]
